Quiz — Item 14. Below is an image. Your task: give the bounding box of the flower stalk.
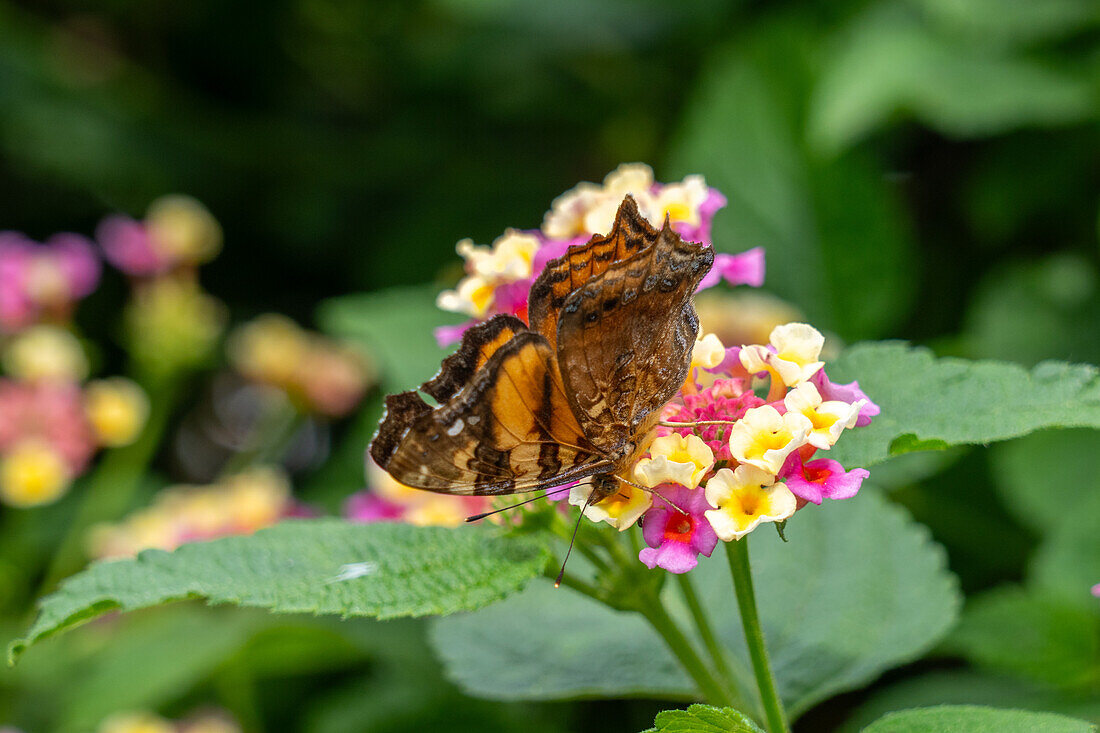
[726,539,789,733]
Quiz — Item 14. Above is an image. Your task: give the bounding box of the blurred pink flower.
[0,379,96,472]
[97,215,170,276]
[0,232,100,332]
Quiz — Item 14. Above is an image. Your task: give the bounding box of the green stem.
[726,540,789,733]
[38,376,180,594]
[639,598,734,707]
[677,572,736,687]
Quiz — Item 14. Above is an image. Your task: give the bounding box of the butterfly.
[369,195,715,510]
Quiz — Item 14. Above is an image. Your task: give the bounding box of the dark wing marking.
[370,331,612,495]
[528,195,660,352]
[554,218,714,452]
[422,314,527,403]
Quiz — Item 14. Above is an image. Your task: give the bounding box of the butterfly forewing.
[554,220,714,454]
[528,196,660,352]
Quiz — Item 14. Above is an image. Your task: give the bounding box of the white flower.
[783,382,865,450]
[569,479,652,531]
[767,323,825,386]
[727,405,812,474]
[633,434,715,489]
[704,465,797,541]
[691,332,726,371]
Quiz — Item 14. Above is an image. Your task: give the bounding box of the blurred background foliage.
[1,0,1098,731]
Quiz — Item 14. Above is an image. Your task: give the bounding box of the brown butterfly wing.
[528,195,660,352]
[554,219,714,454]
[370,318,613,495]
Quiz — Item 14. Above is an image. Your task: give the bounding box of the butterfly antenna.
[465,486,572,523]
[555,491,594,588]
[614,475,689,516]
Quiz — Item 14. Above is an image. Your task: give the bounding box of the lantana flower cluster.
[228,314,375,418]
[345,459,490,527]
[96,710,240,733]
[0,267,148,509]
[434,163,763,346]
[89,466,302,559]
[570,323,877,573]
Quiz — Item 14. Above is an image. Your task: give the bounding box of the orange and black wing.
[369,315,612,495]
[555,217,714,452]
[528,195,660,352]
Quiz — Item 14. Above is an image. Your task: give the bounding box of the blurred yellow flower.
[1,325,88,381]
[85,378,150,447]
[0,439,71,508]
[145,195,222,265]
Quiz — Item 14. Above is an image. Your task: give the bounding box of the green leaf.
[809,4,1095,153]
[861,705,1097,733]
[826,342,1100,469]
[945,587,1100,689]
[646,704,765,733]
[317,285,462,389]
[666,18,915,341]
[431,490,959,717]
[839,671,1100,733]
[1032,521,1100,610]
[958,255,1100,368]
[10,520,551,662]
[990,428,1100,535]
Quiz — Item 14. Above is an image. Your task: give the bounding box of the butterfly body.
[370,196,714,503]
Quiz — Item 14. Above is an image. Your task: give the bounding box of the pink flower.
[661,379,765,460]
[673,188,728,245]
[0,232,100,332]
[778,452,868,505]
[810,369,880,427]
[697,247,766,291]
[435,321,476,348]
[639,485,718,574]
[0,379,96,472]
[97,215,170,276]
[1091,583,1100,599]
[344,490,406,523]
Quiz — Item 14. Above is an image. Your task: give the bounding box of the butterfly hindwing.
[528,196,660,352]
[371,322,612,495]
[554,219,714,453]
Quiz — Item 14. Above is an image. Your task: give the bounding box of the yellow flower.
[704,465,796,541]
[436,274,496,319]
[727,405,811,474]
[85,378,150,447]
[0,440,71,508]
[783,382,864,450]
[767,323,825,386]
[2,325,88,381]
[146,194,222,265]
[569,478,652,531]
[223,466,292,531]
[228,314,310,386]
[690,332,726,371]
[634,434,715,490]
[403,497,471,528]
[459,230,539,280]
[97,711,175,733]
[651,175,708,228]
